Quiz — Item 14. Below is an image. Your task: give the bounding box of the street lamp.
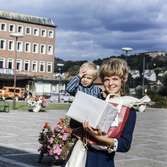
[122,47,133,57]
[10,33,24,109]
[142,54,146,96]
[121,47,133,94]
[57,63,64,103]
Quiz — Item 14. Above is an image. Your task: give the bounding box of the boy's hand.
[79,68,87,78]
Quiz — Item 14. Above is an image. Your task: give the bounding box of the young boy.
[66,62,102,98]
[66,62,102,129]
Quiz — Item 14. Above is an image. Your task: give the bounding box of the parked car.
[61,93,74,103]
[0,86,25,100]
[48,93,59,103]
[48,92,73,103]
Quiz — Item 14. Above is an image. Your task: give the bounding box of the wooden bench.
[0,99,9,112]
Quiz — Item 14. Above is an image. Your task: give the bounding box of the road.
[0,108,166,167]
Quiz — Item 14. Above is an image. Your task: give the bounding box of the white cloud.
[1,0,167,60]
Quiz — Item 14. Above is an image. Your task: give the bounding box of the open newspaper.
[66,91,118,133]
[66,91,151,133]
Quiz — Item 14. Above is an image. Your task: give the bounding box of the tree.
[158,72,167,96]
[66,65,80,78]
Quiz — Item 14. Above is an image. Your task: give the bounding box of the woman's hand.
[83,121,104,140]
[83,121,114,146]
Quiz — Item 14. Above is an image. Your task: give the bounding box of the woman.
[83,58,137,167]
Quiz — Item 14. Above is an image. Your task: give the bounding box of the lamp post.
[121,47,133,94]
[10,33,24,109]
[122,47,133,57]
[142,54,146,96]
[57,63,64,103]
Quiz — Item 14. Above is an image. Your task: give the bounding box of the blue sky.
[1,0,167,60]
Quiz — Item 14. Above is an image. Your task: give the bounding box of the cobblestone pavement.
[0,108,166,167]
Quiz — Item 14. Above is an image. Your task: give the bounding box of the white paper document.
[66,91,117,133]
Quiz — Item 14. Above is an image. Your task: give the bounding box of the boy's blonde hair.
[80,62,98,79]
[99,58,129,83]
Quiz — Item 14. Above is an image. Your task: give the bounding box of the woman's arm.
[83,109,136,152]
[83,122,115,146]
[117,110,136,152]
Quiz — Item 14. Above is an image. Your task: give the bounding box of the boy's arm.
[92,86,103,99]
[66,75,81,96]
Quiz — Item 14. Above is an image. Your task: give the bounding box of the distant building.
[144,70,156,82]
[138,51,166,58]
[0,10,57,95]
[130,70,140,79]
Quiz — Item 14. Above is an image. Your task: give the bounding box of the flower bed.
[38,118,76,165]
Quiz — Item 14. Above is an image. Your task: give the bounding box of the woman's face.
[103,75,122,96]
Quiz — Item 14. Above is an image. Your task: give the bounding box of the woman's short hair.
[99,58,129,82]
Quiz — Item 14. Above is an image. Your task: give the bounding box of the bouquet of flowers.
[38,117,76,163]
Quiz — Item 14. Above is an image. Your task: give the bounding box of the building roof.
[0,10,56,27]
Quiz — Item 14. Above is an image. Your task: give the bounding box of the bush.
[149,93,167,108]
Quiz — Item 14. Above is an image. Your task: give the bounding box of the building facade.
[0,10,56,95]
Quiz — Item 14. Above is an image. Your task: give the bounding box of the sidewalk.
[116,109,167,167]
[0,109,166,167]
[0,110,65,167]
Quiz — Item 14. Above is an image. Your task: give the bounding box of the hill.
[54,51,167,75]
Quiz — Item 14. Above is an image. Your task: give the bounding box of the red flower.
[43,122,49,129]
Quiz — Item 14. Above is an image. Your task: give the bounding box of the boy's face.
[103,75,122,96]
[81,74,94,87]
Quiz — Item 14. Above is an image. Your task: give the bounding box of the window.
[25,27,31,35]
[47,62,52,73]
[8,40,14,51]
[24,60,30,71]
[7,59,13,69]
[32,61,38,72]
[33,28,39,36]
[0,39,6,50]
[16,59,22,71]
[48,30,54,38]
[41,29,46,37]
[0,23,7,31]
[39,61,45,72]
[25,42,31,52]
[9,24,15,32]
[17,41,23,52]
[40,44,46,54]
[17,25,23,34]
[47,45,53,55]
[0,58,5,68]
[32,43,38,53]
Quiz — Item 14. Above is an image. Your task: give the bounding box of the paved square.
[0,109,166,167]
[116,109,167,167]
